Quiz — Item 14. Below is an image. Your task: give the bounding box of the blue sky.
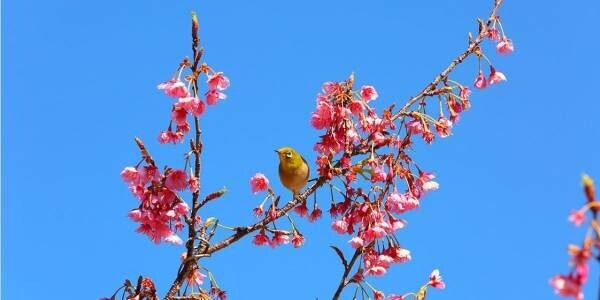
[3,0,600,299]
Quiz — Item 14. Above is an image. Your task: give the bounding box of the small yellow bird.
[275,147,310,196]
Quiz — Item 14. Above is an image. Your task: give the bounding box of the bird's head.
[275,147,301,164]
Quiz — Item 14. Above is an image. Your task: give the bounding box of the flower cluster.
[551,175,599,300]
[157,68,230,144]
[304,76,450,283]
[473,16,514,89]
[121,165,195,244]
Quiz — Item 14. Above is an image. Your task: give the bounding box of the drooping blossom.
[549,275,583,300]
[270,231,290,248]
[486,28,501,41]
[165,169,188,191]
[205,89,227,105]
[252,230,269,246]
[186,269,207,286]
[121,167,139,183]
[207,72,230,91]
[250,173,269,194]
[360,85,378,101]
[294,202,309,217]
[209,287,227,300]
[568,210,585,227]
[435,116,453,138]
[158,80,189,98]
[349,236,364,249]
[406,118,425,135]
[188,175,199,193]
[164,233,183,245]
[488,66,507,85]
[252,205,264,217]
[474,71,487,89]
[308,205,323,222]
[332,219,349,234]
[459,85,472,110]
[178,96,206,117]
[496,38,514,55]
[428,269,446,289]
[158,129,185,144]
[291,231,305,248]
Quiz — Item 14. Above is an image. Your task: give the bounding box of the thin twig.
[332,249,362,300]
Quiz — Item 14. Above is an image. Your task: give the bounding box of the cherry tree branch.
[200,0,504,259]
[392,0,503,120]
[332,249,362,300]
[164,13,205,299]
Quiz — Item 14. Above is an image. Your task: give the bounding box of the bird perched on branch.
[275,147,309,196]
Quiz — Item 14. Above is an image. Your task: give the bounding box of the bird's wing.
[301,155,310,181]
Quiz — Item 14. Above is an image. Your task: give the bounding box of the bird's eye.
[285,152,292,158]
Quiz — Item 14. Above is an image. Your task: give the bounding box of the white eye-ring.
[285,152,292,158]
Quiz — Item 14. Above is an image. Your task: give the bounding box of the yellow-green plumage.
[275,147,309,196]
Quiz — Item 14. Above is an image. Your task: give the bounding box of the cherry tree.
[105,1,513,299]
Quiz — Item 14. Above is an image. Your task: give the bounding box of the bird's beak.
[274,150,279,154]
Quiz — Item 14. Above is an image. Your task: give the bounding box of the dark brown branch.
[134,137,156,167]
[164,13,206,299]
[332,249,362,300]
[205,178,326,254]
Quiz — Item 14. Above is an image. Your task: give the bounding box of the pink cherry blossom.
[292,231,305,248]
[385,295,404,300]
[429,269,446,289]
[360,85,378,102]
[252,205,264,217]
[435,116,453,138]
[349,236,364,249]
[486,28,501,41]
[158,80,189,98]
[121,167,139,183]
[174,202,189,215]
[390,247,411,263]
[250,173,270,194]
[269,232,290,247]
[488,66,507,85]
[294,202,309,217]
[205,89,227,105]
[310,96,334,129]
[406,119,424,135]
[188,175,199,193]
[308,205,323,222]
[371,166,387,183]
[165,233,183,245]
[179,97,206,117]
[165,169,188,191]
[348,100,364,115]
[171,105,188,126]
[568,210,586,226]
[128,209,142,221]
[474,71,487,89]
[365,266,387,276]
[496,38,514,55]
[459,85,472,110]
[207,72,230,91]
[252,230,269,246]
[332,219,349,234]
[550,275,583,300]
[186,269,207,286]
